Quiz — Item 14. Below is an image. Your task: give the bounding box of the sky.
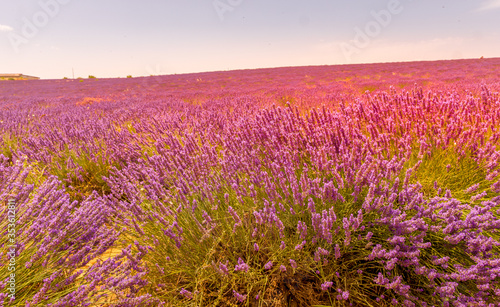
[1,0,500,79]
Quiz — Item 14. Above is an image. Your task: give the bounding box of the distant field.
[2,58,500,306]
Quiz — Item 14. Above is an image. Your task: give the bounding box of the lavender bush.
[0,157,156,306]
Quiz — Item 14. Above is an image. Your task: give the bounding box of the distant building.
[0,73,40,80]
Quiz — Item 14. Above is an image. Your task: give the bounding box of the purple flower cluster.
[233,290,247,302]
[321,281,333,291]
[0,157,153,306]
[234,257,249,272]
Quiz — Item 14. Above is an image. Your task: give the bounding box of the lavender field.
[2,58,500,306]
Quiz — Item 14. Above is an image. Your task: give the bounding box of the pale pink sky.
[1,0,500,79]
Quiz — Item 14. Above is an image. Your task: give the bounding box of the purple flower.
[365,232,373,241]
[218,262,229,276]
[179,288,193,299]
[321,281,333,291]
[436,282,458,297]
[264,261,273,270]
[385,257,398,270]
[470,191,487,202]
[297,220,308,239]
[234,258,249,272]
[432,256,449,266]
[279,265,286,272]
[307,197,316,213]
[228,206,241,229]
[294,240,306,250]
[289,259,297,269]
[314,247,329,262]
[334,244,341,259]
[464,183,479,194]
[233,290,247,302]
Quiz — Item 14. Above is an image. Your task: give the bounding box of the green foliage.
[0,133,22,163]
[406,146,494,202]
[45,147,116,201]
[361,85,377,93]
[277,95,296,107]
